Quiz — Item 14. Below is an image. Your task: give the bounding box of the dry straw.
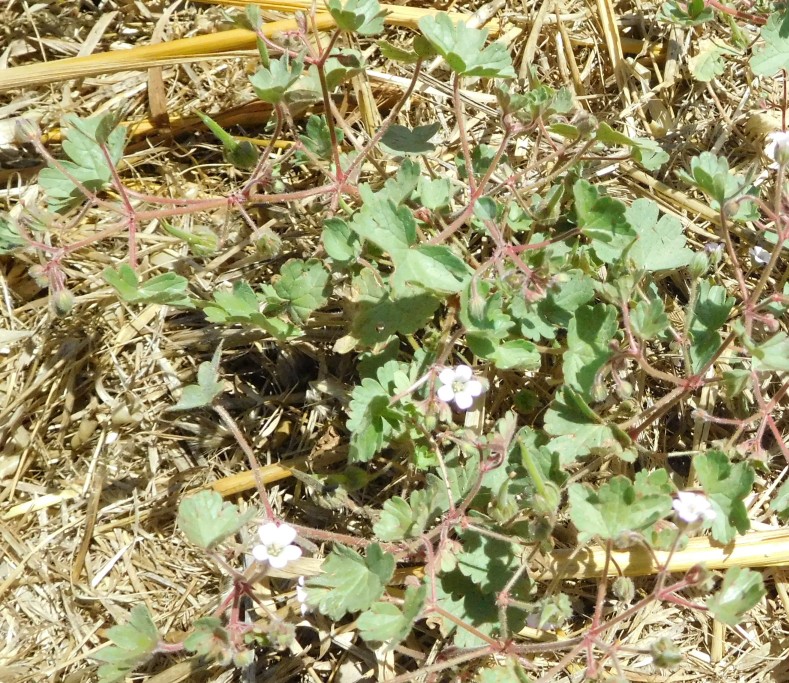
[0,1,496,93]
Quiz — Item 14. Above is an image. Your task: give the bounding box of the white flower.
[252,522,302,569]
[765,130,789,167]
[672,491,716,526]
[437,364,484,411]
[749,245,771,266]
[295,576,309,615]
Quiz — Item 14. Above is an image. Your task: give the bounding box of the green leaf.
[749,332,789,372]
[249,55,304,104]
[531,593,573,630]
[573,179,636,263]
[183,617,232,665]
[374,496,418,541]
[327,0,387,35]
[630,297,669,340]
[381,157,421,205]
[270,258,330,325]
[418,13,515,78]
[456,529,522,593]
[103,264,194,308]
[358,584,426,646]
[695,451,753,544]
[177,489,255,549]
[380,122,440,154]
[350,274,440,347]
[171,345,224,410]
[689,39,736,82]
[659,0,714,25]
[594,123,669,170]
[195,110,259,170]
[39,111,127,212]
[0,212,25,254]
[625,198,693,270]
[376,39,420,63]
[93,605,159,683]
[322,217,361,264]
[676,152,754,211]
[750,11,789,77]
[769,479,789,522]
[564,303,617,400]
[496,80,575,126]
[346,360,407,462]
[706,567,765,626]
[416,176,453,211]
[470,337,541,371]
[202,282,305,343]
[456,144,498,180]
[544,387,633,464]
[300,115,344,160]
[434,569,525,648]
[689,280,735,373]
[476,658,532,683]
[161,221,218,256]
[568,475,673,543]
[306,543,395,619]
[348,193,470,295]
[392,244,471,295]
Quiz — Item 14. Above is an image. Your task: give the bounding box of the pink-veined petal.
[454,364,473,381]
[437,384,455,402]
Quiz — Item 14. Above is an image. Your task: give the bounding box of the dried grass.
[1,0,787,681]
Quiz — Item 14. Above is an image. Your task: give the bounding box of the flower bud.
[615,380,633,400]
[704,242,723,267]
[28,264,49,288]
[254,226,282,258]
[612,576,635,603]
[650,636,682,669]
[688,251,709,278]
[575,112,599,138]
[51,289,74,317]
[227,140,259,170]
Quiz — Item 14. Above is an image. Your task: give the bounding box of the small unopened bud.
[233,648,255,668]
[612,576,635,603]
[227,140,259,170]
[650,636,683,669]
[28,264,49,288]
[254,226,282,259]
[591,379,608,403]
[688,251,709,278]
[575,112,599,138]
[615,380,633,400]
[533,481,560,516]
[51,289,74,317]
[704,242,723,266]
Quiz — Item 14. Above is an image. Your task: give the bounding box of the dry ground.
[1,0,788,682]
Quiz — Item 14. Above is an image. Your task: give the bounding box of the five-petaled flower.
[749,245,771,266]
[672,491,716,526]
[437,364,484,411]
[253,522,302,569]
